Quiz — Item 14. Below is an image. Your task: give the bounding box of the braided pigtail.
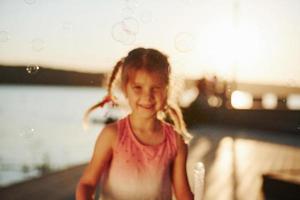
[83,59,123,129]
[107,59,124,97]
[165,102,193,143]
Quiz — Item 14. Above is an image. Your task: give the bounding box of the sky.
[0,0,300,87]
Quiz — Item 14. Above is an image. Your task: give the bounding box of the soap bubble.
[122,17,139,34]
[111,22,136,45]
[0,31,10,43]
[24,0,36,5]
[180,0,193,5]
[19,127,36,139]
[62,22,73,31]
[122,7,135,18]
[140,10,152,24]
[31,38,45,52]
[285,79,297,87]
[125,0,140,9]
[174,32,196,53]
[26,64,40,74]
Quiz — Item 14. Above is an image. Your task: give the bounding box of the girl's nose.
[141,90,154,101]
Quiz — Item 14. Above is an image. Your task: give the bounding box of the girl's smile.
[138,103,155,109]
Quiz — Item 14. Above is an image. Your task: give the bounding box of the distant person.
[76,47,194,200]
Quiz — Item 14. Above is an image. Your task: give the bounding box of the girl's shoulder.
[99,116,128,146]
[161,120,175,132]
[102,121,118,134]
[162,121,180,137]
[161,121,186,149]
[96,121,118,148]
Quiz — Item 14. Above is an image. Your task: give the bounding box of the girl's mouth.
[138,104,155,109]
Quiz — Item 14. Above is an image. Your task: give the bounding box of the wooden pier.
[0,164,85,200]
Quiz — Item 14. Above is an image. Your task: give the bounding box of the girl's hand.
[76,122,117,200]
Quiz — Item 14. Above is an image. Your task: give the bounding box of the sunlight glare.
[231,90,253,109]
[196,22,265,81]
[262,93,278,109]
[287,94,300,110]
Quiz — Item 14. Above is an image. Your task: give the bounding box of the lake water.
[0,85,126,187]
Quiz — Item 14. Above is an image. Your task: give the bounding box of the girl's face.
[124,69,168,119]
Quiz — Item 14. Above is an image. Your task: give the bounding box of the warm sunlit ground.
[0,125,299,200]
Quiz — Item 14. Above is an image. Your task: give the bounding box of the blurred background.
[0,0,299,199]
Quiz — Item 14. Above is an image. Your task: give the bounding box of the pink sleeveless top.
[100,116,178,200]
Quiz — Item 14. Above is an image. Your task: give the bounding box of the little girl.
[76,47,194,200]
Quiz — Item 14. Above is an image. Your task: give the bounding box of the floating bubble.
[111,22,136,45]
[174,32,196,53]
[140,10,152,24]
[122,7,135,18]
[122,17,139,34]
[31,38,45,52]
[19,127,36,139]
[26,64,40,74]
[62,22,73,31]
[286,79,296,87]
[180,0,193,4]
[0,31,10,43]
[125,0,140,9]
[24,0,36,5]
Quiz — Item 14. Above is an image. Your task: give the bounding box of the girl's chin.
[133,109,158,118]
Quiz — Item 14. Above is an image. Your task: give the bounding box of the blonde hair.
[84,47,192,143]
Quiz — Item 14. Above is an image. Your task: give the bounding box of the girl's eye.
[133,86,142,91]
[152,87,161,92]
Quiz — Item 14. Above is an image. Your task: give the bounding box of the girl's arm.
[172,134,194,200]
[76,122,117,200]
